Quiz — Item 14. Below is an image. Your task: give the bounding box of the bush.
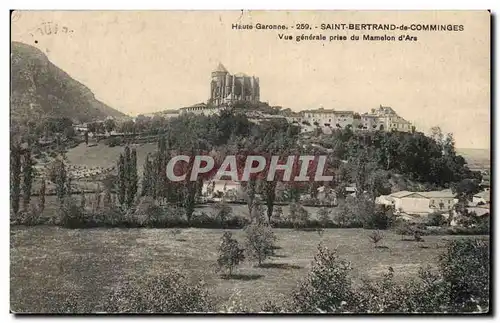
[337,196,371,228]
[214,201,232,227]
[317,207,332,227]
[106,271,214,313]
[244,221,277,266]
[271,205,283,223]
[438,239,490,312]
[394,220,414,240]
[266,238,490,313]
[427,212,447,226]
[132,197,186,227]
[216,232,245,276]
[106,137,122,147]
[368,230,384,247]
[288,203,309,229]
[288,245,355,313]
[58,197,87,228]
[13,204,44,226]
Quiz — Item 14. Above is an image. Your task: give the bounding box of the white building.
[376,189,458,215]
[180,103,225,116]
[296,105,413,133]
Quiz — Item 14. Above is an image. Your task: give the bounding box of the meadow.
[10,226,485,313]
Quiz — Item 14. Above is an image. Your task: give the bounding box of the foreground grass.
[10,226,486,313]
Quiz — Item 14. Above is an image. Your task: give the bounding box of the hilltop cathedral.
[208,63,260,106]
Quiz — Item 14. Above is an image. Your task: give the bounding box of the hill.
[10,41,126,123]
[456,148,490,171]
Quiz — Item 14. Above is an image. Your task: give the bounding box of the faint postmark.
[29,21,74,38]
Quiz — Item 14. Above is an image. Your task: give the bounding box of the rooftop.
[213,62,228,73]
[389,189,455,199]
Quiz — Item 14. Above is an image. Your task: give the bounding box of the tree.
[451,178,481,217]
[127,148,138,207]
[271,205,283,223]
[317,207,331,227]
[368,230,384,247]
[290,245,354,313]
[216,232,245,277]
[21,148,35,211]
[80,187,86,209]
[10,142,22,214]
[104,118,116,133]
[38,177,46,213]
[54,159,67,204]
[214,200,232,227]
[117,152,126,205]
[262,180,277,223]
[430,126,444,148]
[289,202,310,229]
[117,146,138,208]
[244,221,277,266]
[243,180,257,215]
[141,154,154,197]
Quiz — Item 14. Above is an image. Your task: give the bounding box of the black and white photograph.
[9,10,491,314]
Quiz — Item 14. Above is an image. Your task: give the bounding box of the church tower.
[210,63,228,106]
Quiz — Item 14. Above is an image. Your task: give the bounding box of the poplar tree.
[21,148,35,211]
[80,187,86,209]
[117,153,126,205]
[141,154,154,197]
[117,146,138,207]
[38,177,46,213]
[127,148,138,207]
[55,159,67,204]
[10,142,22,215]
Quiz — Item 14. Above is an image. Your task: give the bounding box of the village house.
[179,103,225,116]
[376,189,458,215]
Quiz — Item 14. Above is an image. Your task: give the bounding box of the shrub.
[170,228,183,240]
[356,267,414,313]
[249,202,266,224]
[106,136,122,147]
[106,271,214,313]
[271,205,283,223]
[288,203,309,229]
[132,197,186,227]
[288,244,355,313]
[58,197,87,228]
[438,239,490,312]
[214,201,232,227]
[427,212,447,227]
[317,207,331,227]
[368,230,384,247]
[338,195,371,228]
[220,289,250,313]
[13,204,44,226]
[216,232,245,276]
[363,205,394,229]
[394,220,414,240]
[244,221,277,266]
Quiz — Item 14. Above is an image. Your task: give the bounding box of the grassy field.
[10,226,486,313]
[66,142,157,172]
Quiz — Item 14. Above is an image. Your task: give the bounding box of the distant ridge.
[10,41,126,123]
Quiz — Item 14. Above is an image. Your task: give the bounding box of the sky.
[11,11,490,149]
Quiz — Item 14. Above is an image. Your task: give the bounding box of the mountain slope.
[10,41,126,123]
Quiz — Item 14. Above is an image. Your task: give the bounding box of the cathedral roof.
[213,62,228,73]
